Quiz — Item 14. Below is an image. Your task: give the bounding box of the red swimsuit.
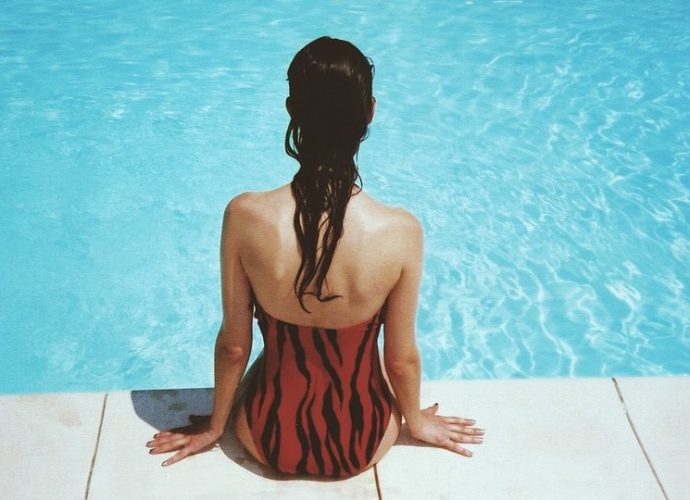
[243,301,394,477]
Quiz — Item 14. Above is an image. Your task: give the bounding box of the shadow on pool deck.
[1,377,688,499]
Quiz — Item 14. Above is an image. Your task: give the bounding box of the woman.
[146,36,483,476]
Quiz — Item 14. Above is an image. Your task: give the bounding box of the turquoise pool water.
[1,1,689,394]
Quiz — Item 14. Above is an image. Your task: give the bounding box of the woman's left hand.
[145,414,222,467]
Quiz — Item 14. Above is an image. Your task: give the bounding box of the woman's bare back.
[234,183,416,327]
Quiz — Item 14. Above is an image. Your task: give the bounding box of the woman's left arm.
[208,195,254,435]
[146,195,254,466]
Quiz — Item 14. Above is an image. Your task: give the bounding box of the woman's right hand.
[406,403,484,457]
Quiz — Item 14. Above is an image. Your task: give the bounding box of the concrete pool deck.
[1,376,687,499]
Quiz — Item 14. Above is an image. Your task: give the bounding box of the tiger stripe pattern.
[244,302,394,477]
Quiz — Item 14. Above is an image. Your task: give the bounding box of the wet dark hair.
[285,36,375,312]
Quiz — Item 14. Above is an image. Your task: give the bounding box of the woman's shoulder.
[356,190,423,234]
[224,185,291,220]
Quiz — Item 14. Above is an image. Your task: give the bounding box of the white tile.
[616,376,690,500]
[376,378,664,500]
[0,392,104,500]
[88,388,378,500]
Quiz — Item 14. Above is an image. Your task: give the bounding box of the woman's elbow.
[215,341,248,363]
[384,349,421,375]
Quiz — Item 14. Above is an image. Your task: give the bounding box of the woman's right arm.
[383,211,484,457]
[382,212,425,430]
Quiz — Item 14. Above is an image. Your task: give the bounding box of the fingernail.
[161,461,167,467]
[469,419,476,425]
[153,433,159,438]
[146,441,152,447]
[434,402,439,406]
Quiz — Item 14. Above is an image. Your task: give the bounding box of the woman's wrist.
[208,417,227,438]
[403,410,425,432]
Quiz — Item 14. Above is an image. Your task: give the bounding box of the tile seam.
[374,464,383,500]
[84,392,108,500]
[612,378,668,500]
